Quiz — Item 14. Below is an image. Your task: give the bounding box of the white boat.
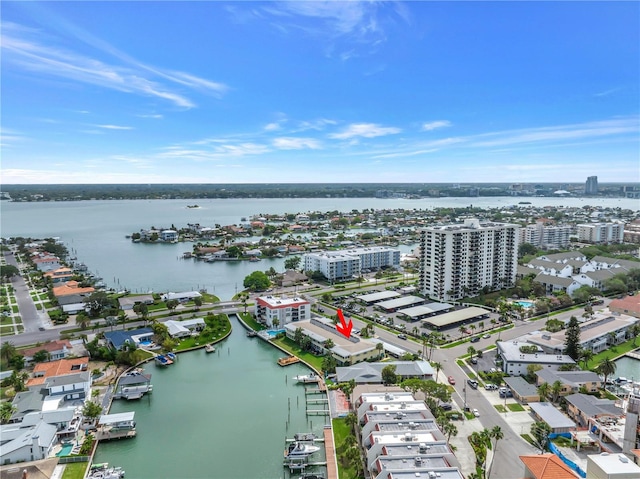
[205,344,216,353]
[284,441,321,458]
[293,372,318,384]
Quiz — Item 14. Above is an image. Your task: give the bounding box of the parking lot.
[326,288,500,342]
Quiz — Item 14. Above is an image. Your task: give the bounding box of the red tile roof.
[520,454,577,479]
[26,357,89,387]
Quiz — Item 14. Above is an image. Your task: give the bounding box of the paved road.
[4,251,45,333]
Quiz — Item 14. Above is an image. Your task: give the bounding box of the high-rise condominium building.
[585,176,598,195]
[419,219,519,301]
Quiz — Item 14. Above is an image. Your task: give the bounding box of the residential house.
[21,340,74,365]
[565,393,621,428]
[43,267,74,284]
[519,454,579,479]
[160,230,178,242]
[118,294,154,311]
[535,370,603,396]
[502,376,540,404]
[104,327,153,350]
[534,273,582,297]
[529,402,576,434]
[0,421,57,465]
[160,291,201,303]
[165,318,205,338]
[276,270,308,287]
[52,281,95,305]
[32,255,61,272]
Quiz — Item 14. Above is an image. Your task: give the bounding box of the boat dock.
[95,428,137,441]
[626,351,640,360]
[278,355,300,366]
[323,427,338,479]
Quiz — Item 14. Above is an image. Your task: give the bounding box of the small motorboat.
[294,432,317,442]
[284,441,321,458]
[205,344,215,353]
[293,372,318,384]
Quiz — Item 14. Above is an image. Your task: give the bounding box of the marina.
[93,324,329,479]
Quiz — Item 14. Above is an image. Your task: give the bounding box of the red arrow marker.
[336,309,353,339]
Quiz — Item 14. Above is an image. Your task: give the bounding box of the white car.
[472,408,480,417]
[482,334,490,339]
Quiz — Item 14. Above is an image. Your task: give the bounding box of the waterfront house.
[160,229,178,242]
[104,327,153,350]
[26,357,88,388]
[44,267,74,284]
[0,421,57,465]
[161,291,201,303]
[165,318,205,338]
[52,281,95,305]
[118,294,154,311]
[32,255,61,272]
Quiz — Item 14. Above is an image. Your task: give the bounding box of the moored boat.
[284,441,321,458]
[205,344,216,353]
[293,372,318,383]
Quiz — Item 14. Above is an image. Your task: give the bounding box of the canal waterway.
[93,318,328,479]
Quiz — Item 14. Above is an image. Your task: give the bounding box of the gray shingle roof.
[564,393,620,418]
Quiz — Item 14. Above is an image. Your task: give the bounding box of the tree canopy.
[243,271,271,291]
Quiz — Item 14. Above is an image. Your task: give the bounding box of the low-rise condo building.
[255,295,311,327]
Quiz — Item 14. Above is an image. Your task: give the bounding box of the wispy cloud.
[95,124,134,130]
[470,117,638,147]
[594,87,621,97]
[273,137,321,150]
[137,114,163,119]
[0,127,27,147]
[1,21,228,108]
[264,122,282,132]
[421,120,452,131]
[329,123,401,140]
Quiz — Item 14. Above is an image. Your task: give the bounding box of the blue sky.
[1,1,638,184]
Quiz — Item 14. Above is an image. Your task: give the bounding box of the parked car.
[397,334,407,340]
[499,388,513,398]
[448,376,456,385]
[439,402,453,411]
[470,336,480,343]
[467,379,479,389]
[482,334,490,339]
[484,384,498,391]
[470,357,478,364]
[472,408,480,417]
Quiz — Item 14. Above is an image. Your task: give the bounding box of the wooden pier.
[95,429,136,441]
[323,427,338,479]
[306,409,330,415]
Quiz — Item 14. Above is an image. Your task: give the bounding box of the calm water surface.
[93,320,328,479]
[2,197,638,300]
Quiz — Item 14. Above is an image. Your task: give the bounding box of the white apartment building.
[418,219,519,301]
[254,295,310,327]
[303,246,401,282]
[577,223,625,244]
[519,222,572,249]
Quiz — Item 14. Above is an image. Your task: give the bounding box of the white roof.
[99,412,135,425]
[587,453,640,474]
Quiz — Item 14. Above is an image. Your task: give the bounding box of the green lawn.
[238,313,266,331]
[494,404,507,413]
[61,462,89,479]
[586,338,639,369]
[332,418,359,479]
[507,403,526,412]
[200,292,219,303]
[271,336,324,371]
[1,316,13,325]
[11,305,18,313]
[0,326,15,336]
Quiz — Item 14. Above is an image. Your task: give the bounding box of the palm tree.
[487,426,504,479]
[375,342,385,358]
[595,358,617,389]
[443,421,458,441]
[470,324,477,336]
[537,382,551,401]
[551,380,563,403]
[629,323,640,346]
[580,348,595,369]
[458,325,467,338]
[479,321,485,331]
[323,339,334,350]
[272,318,280,329]
[432,362,442,384]
[0,402,17,424]
[0,341,16,364]
[467,346,477,360]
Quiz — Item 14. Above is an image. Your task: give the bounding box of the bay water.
[2,196,639,477]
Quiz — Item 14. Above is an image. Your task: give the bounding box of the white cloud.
[421,120,452,131]
[137,114,163,119]
[95,124,134,130]
[264,122,281,131]
[1,21,228,108]
[329,123,401,140]
[273,137,321,150]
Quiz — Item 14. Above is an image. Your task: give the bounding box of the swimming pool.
[139,340,154,346]
[266,329,286,338]
[56,444,73,457]
[513,300,534,308]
